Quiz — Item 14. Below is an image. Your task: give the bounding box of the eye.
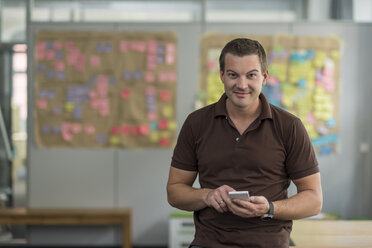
[228,72,237,79]
[247,73,257,78]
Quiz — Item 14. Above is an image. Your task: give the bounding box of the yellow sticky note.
[168,120,177,131]
[160,131,171,139]
[162,106,173,118]
[331,50,340,60]
[149,131,160,142]
[314,50,326,68]
[65,102,75,112]
[109,136,120,145]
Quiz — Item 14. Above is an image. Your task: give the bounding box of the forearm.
[167,183,213,211]
[273,189,322,220]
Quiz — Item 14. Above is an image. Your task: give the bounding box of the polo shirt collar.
[214,93,273,120]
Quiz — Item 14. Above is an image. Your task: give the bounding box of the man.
[167,38,322,248]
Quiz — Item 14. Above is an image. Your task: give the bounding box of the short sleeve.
[171,116,198,171]
[285,118,319,179]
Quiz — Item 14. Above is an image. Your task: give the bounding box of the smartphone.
[228,191,250,201]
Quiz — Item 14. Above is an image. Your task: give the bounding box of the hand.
[205,185,235,213]
[227,195,270,218]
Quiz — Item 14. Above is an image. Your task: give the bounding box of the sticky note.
[158,120,168,130]
[167,120,177,131]
[160,90,170,101]
[145,72,155,83]
[162,106,173,118]
[111,126,120,135]
[72,123,82,134]
[149,131,160,142]
[122,125,131,135]
[109,136,121,145]
[148,111,157,121]
[159,137,169,147]
[121,89,131,99]
[90,56,100,66]
[42,125,51,134]
[65,102,75,112]
[97,134,106,144]
[37,99,48,109]
[84,124,95,135]
[139,125,150,135]
[120,42,128,52]
[55,61,65,71]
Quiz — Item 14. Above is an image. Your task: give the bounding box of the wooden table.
[0,208,132,248]
[291,219,372,247]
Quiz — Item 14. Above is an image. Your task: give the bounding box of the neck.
[226,98,261,121]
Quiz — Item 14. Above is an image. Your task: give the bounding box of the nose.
[236,77,249,90]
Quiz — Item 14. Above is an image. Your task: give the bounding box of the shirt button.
[236,137,239,141]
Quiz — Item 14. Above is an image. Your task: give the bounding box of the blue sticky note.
[150,122,158,130]
[47,90,56,99]
[134,70,142,79]
[73,105,82,119]
[45,42,53,50]
[47,70,55,78]
[156,55,164,63]
[90,76,97,85]
[306,50,315,59]
[319,146,334,155]
[55,51,63,59]
[326,118,337,128]
[157,45,165,54]
[97,134,107,144]
[39,90,48,98]
[56,71,65,80]
[298,78,307,88]
[53,107,62,115]
[38,63,46,72]
[109,76,116,85]
[123,71,132,80]
[53,126,61,134]
[42,125,51,134]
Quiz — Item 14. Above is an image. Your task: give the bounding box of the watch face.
[261,214,273,220]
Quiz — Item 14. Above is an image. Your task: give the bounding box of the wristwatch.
[261,201,274,220]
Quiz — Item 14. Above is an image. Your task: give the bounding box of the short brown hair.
[219,38,268,74]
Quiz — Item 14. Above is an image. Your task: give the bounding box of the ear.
[262,70,269,86]
[220,69,224,83]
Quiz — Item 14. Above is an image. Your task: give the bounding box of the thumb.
[249,196,265,204]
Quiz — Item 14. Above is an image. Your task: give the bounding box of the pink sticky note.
[47,50,55,60]
[268,76,279,86]
[55,61,65,71]
[139,125,150,135]
[147,111,157,121]
[36,50,45,60]
[72,123,82,134]
[85,124,95,134]
[166,43,176,53]
[122,125,131,135]
[145,72,155,83]
[147,62,156,70]
[65,41,74,50]
[90,99,99,109]
[146,86,155,95]
[132,126,140,135]
[61,123,72,141]
[306,113,316,124]
[158,120,168,130]
[75,64,84,71]
[148,40,157,54]
[160,90,170,101]
[121,89,130,99]
[165,54,175,65]
[168,72,177,82]
[207,60,216,70]
[90,56,100,67]
[89,90,97,99]
[159,137,169,147]
[54,41,63,50]
[37,42,46,51]
[120,42,128,52]
[111,126,121,135]
[67,54,76,65]
[37,99,48,109]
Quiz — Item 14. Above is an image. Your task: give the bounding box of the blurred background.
[0,0,371,247]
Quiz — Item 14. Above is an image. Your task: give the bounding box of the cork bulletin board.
[34,31,177,148]
[199,34,342,156]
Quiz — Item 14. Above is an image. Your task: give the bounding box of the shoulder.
[185,102,217,124]
[269,104,303,129]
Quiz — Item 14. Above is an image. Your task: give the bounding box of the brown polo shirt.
[171,93,319,248]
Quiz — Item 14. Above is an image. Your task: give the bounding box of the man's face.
[220,53,268,111]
